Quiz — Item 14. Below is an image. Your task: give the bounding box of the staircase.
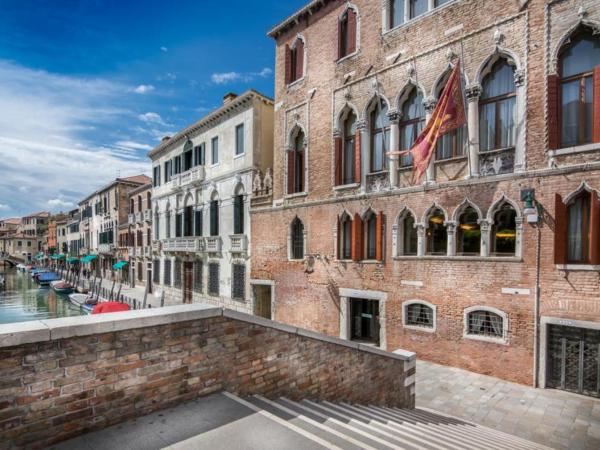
[226,393,551,450]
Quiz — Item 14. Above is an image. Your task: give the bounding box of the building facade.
[66,209,82,257]
[127,183,153,290]
[56,220,68,255]
[149,90,274,310]
[252,0,600,397]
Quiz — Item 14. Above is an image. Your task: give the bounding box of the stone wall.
[0,305,415,449]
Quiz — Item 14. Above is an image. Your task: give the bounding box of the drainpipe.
[532,217,542,389]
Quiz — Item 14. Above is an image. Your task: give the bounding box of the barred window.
[405,303,434,328]
[194,260,203,293]
[291,217,304,260]
[232,263,246,300]
[208,263,219,296]
[164,259,172,286]
[174,259,182,288]
[153,259,160,284]
[467,310,504,339]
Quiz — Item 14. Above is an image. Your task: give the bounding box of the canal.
[0,267,84,324]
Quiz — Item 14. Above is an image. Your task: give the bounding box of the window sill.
[288,258,305,263]
[358,260,383,265]
[336,51,360,65]
[284,192,308,200]
[333,182,360,192]
[233,152,245,160]
[404,324,435,334]
[463,333,508,346]
[434,155,468,165]
[393,255,522,262]
[286,77,305,90]
[556,264,600,272]
[548,142,600,157]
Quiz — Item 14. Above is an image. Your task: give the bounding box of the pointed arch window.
[210,199,219,237]
[365,211,378,260]
[285,37,304,85]
[233,194,244,235]
[338,8,357,59]
[426,208,447,255]
[370,100,390,173]
[291,218,305,260]
[399,88,425,167]
[436,71,467,160]
[288,130,305,194]
[479,59,516,152]
[338,213,353,260]
[491,203,517,256]
[343,113,357,184]
[398,211,418,256]
[457,206,481,256]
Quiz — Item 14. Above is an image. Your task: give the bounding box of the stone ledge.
[0,321,50,347]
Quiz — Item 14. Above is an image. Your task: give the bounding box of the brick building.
[251,0,600,397]
[126,182,153,290]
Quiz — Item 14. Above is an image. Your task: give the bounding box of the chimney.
[161,136,171,143]
[223,92,238,105]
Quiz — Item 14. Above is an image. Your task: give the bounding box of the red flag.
[391,62,466,181]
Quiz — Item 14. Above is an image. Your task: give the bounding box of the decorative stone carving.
[514,69,526,87]
[578,5,587,19]
[343,88,352,101]
[406,61,416,79]
[423,97,438,115]
[479,149,515,177]
[493,28,505,46]
[263,168,273,193]
[252,170,263,194]
[333,128,342,138]
[366,172,390,193]
[387,109,401,124]
[465,84,482,102]
[445,48,457,62]
[355,119,368,131]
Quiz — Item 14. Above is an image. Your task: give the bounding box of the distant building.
[126,183,153,291]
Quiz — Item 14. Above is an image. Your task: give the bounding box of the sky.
[0,0,306,218]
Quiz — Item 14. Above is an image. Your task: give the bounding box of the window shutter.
[295,39,304,81]
[347,9,357,55]
[337,215,341,259]
[351,213,363,261]
[547,74,560,150]
[285,45,292,85]
[590,191,600,265]
[334,136,343,186]
[354,131,362,183]
[593,66,600,143]
[337,16,343,60]
[287,149,296,195]
[376,212,385,261]
[554,193,567,265]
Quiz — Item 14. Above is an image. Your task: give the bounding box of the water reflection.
[0,267,84,324]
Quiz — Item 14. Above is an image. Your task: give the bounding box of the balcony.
[152,241,161,253]
[98,243,114,254]
[136,212,143,223]
[128,247,138,257]
[144,210,152,222]
[205,236,222,253]
[143,246,152,257]
[128,214,135,225]
[229,235,248,254]
[163,238,205,253]
[178,166,205,189]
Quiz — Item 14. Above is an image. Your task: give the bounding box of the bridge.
[0,255,24,267]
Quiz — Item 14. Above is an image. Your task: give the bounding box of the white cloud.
[133,84,155,94]
[211,67,273,85]
[115,140,153,151]
[47,198,74,209]
[0,204,9,210]
[137,112,168,126]
[160,46,168,52]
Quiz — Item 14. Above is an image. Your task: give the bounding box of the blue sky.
[0,0,306,217]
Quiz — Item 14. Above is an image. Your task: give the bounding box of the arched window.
[399,88,425,167]
[436,71,467,160]
[338,8,357,59]
[343,113,357,184]
[466,309,505,339]
[146,192,151,209]
[370,100,390,173]
[567,191,591,263]
[426,208,447,255]
[558,29,600,147]
[398,211,417,256]
[364,211,378,260]
[138,195,142,213]
[338,213,352,260]
[165,210,171,239]
[457,206,481,256]
[291,218,304,260]
[479,58,516,152]
[288,129,305,194]
[210,199,219,237]
[491,203,517,256]
[233,194,244,235]
[129,199,134,214]
[285,37,305,85]
[405,302,434,329]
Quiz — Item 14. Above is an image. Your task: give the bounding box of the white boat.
[68,293,99,314]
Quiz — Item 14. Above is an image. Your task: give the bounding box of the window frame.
[464,306,508,344]
[370,101,390,173]
[208,262,220,296]
[211,136,219,165]
[235,123,245,156]
[290,218,305,260]
[403,300,436,332]
[338,214,353,260]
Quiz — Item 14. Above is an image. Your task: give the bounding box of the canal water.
[0,267,84,324]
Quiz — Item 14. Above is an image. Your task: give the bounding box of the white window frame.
[402,300,436,333]
[463,305,508,344]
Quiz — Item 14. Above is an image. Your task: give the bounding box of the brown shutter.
[295,39,304,81]
[590,191,600,265]
[351,213,363,261]
[337,215,341,259]
[354,131,362,183]
[337,16,343,60]
[284,45,292,85]
[334,137,343,186]
[347,9,357,55]
[554,193,567,265]
[593,66,600,143]
[287,150,295,195]
[547,74,560,150]
[375,212,385,262]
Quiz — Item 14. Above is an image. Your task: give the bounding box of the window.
[235,124,245,155]
[343,113,357,185]
[285,37,304,85]
[370,100,390,173]
[479,59,516,152]
[137,262,143,281]
[174,259,182,288]
[567,191,591,263]
[467,309,504,339]
[193,260,202,293]
[491,203,517,256]
[409,0,428,19]
[175,213,182,238]
[338,8,357,59]
[184,142,193,171]
[208,263,219,296]
[137,195,142,213]
[389,0,404,29]
[146,192,151,209]
[233,195,244,234]
[457,206,481,256]
[211,137,219,165]
[194,209,203,237]
[405,302,434,329]
[153,166,161,187]
[154,213,160,239]
[558,29,600,147]
[194,144,205,166]
[399,211,418,256]
[426,208,447,255]
[290,218,304,260]
[210,200,219,236]
[173,155,182,175]
[365,211,378,260]
[232,263,246,300]
[288,130,305,194]
[436,71,467,160]
[164,160,172,183]
[338,213,352,260]
[184,206,193,237]
[129,199,134,214]
[166,212,171,239]
[399,88,425,167]
[164,259,172,286]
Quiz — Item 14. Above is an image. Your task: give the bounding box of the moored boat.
[52,281,74,295]
[68,293,99,314]
[36,272,61,286]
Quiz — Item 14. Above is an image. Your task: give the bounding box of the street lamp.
[521,189,539,223]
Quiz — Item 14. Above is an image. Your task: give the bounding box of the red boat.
[92,302,131,315]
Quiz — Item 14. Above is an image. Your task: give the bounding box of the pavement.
[75,276,160,308]
[416,360,600,450]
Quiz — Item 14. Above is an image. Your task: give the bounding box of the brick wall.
[0,306,415,449]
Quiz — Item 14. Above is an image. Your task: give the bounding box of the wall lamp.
[521,188,539,223]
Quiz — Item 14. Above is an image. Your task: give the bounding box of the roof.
[147,89,273,159]
[267,0,330,37]
[128,182,153,197]
[23,211,50,219]
[120,175,152,185]
[79,174,151,204]
[1,218,21,225]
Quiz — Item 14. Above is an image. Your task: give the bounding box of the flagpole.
[460,38,473,179]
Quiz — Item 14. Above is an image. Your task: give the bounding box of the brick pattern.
[0,316,412,449]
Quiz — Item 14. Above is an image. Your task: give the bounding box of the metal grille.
[174,259,182,288]
[208,263,219,296]
[467,310,503,338]
[406,303,433,328]
[291,219,304,259]
[153,259,160,284]
[194,261,203,293]
[232,264,246,300]
[164,259,172,286]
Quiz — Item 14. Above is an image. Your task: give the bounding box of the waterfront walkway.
[416,360,600,450]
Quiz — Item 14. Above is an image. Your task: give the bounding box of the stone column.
[515,217,524,259]
[387,110,401,188]
[423,97,437,184]
[417,223,426,257]
[479,219,491,257]
[446,221,457,257]
[465,84,482,178]
[356,119,368,191]
[513,70,526,173]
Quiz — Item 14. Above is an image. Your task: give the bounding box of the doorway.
[253,284,272,319]
[183,262,193,304]
[350,298,380,346]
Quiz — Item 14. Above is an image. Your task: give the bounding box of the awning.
[112,261,128,270]
[51,254,66,260]
[81,255,98,263]
[67,257,79,264]
[35,254,45,261]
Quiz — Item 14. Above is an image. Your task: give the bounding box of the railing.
[143,210,152,222]
[163,238,205,253]
[152,241,161,253]
[128,214,135,225]
[143,246,151,257]
[136,212,143,223]
[98,244,114,254]
[128,247,138,257]
[229,235,248,253]
[178,166,205,188]
[205,236,222,253]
